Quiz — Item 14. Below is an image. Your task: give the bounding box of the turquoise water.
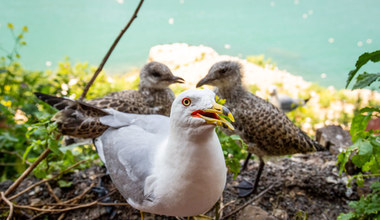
[1,0,379,88]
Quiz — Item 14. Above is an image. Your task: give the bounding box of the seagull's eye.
[182,98,191,106]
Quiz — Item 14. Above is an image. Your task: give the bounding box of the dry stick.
[221,183,275,220]
[79,0,145,100]
[56,182,96,219]
[1,192,14,220]
[8,159,90,201]
[4,148,51,197]
[62,182,96,204]
[45,182,61,203]
[14,201,130,213]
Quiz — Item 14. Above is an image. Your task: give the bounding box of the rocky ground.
[0,148,367,220]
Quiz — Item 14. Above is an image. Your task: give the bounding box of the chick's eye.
[151,71,161,77]
[182,98,191,106]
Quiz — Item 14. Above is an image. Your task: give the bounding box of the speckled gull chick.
[94,88,234,217]
[268,85,310,113]
[34,62,184,140]
[196,61,326,197]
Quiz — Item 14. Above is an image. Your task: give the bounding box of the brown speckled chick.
[35,62,184,139]
[196,61,325,196]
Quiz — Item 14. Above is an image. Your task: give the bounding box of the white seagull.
[268,85,310,113]
[94,88,234,217]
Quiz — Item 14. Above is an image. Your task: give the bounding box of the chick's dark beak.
[170,76,185,84]
[196,76,210,88]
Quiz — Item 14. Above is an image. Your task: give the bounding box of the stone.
[316,125,352,155]
[238,205,276,220]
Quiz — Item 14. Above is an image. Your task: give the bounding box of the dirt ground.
[0,151,362,220]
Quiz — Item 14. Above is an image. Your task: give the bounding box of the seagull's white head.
[139,61,184,89]
[170,89,234,133]
[268,85,278,96]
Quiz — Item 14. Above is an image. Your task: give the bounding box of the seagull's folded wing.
[94,109,170,204]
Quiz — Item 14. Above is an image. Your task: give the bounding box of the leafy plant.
[216,128,248,178]
[338,50,380,220]
[0,24,130,180]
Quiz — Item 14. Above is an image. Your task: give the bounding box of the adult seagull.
[268,85,310,113]
[38,88,234,217]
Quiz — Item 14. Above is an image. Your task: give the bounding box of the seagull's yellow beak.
[191,103,235,130]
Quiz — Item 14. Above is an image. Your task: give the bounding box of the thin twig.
[14,201,129,213]
[14,200,98,213]
[79,0,145,100]
[221,183,275,219]
[62,182,96,204]
[45,182,61,203]
[1,192,14,220]
[4,148,51,197]
[8,158,90,201]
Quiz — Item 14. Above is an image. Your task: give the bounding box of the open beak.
[191,103,235,130]
[170,76,185,84]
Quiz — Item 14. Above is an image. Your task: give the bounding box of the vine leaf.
[352,72,380,89]
[346,50,380,88]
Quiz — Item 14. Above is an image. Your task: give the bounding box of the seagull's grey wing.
[94,112,170,204]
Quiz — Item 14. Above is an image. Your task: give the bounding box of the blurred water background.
[1,0,379,88]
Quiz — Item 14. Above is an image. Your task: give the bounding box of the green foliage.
[216,127,247,178]
[346,50,380,89]
[0,24,132,180]
[338,50,380,220]
[338,182,380,220]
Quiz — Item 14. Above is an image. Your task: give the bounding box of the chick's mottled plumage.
[196,61,325,196]
[87,61,184,116]
[35,62,184,139]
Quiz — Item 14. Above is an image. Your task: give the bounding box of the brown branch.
[45,182,61,203]
[14,201,129,213]
[8,158,90,201]
[1,192,14,220]
[79,0,145,100]
[221,183,275,219]
[62,182,96,204]
[4,148,51,197]
[14,200,98,213]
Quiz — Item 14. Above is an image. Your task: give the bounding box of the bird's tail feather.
[34,92,74,110]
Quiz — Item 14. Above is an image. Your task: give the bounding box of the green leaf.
[352,140,372,168]
[337,212,355,220]
[22,145,34,162]
[352,72,380,89]
[58,180,72,188]
[346,50,380,88]
[370,181,380,192]
[350,113,372,142]
[356,173,364,186]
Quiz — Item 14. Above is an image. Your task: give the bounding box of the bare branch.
[79,0,145,100]
[4,148,51,197]
[1,192,14,220]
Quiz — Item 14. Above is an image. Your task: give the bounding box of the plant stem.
[4,148,51,197]
[79,0,145,100]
